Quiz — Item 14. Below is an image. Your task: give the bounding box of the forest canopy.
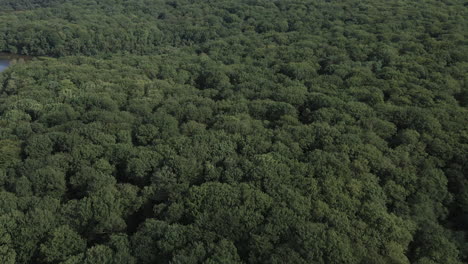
[0,0,467,263]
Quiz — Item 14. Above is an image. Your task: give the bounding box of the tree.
[39,225,86,263]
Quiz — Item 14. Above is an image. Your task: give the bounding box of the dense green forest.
[0,0,467,263]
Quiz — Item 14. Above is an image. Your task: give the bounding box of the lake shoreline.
[0,53,33,72]
[0,52,33,60]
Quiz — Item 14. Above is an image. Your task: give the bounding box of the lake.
[0,53,32,72]
[0,59,10,72]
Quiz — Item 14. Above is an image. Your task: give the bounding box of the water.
[0,59,10,72]
[0,53,32,72]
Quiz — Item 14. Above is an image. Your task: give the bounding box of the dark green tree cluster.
[0,0,467,263]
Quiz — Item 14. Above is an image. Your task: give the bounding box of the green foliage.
[39,225,86,263]
[0,0,467,263]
